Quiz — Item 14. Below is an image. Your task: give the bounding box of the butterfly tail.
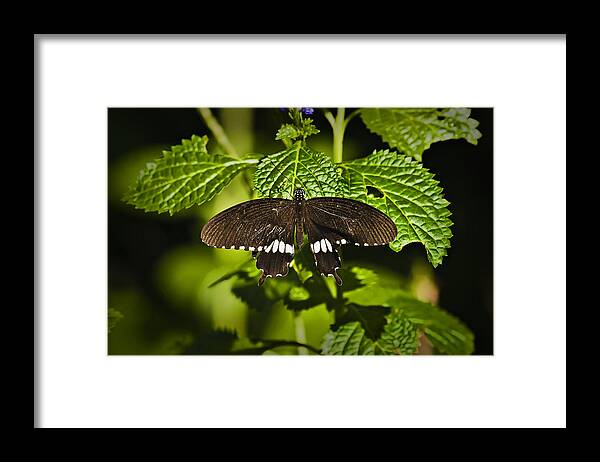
[256,249,294,285]
[312,245,343,285]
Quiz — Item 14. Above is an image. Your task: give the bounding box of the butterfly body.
[200,189,397,285]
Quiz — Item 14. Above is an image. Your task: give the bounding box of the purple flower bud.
[300,107,314,116]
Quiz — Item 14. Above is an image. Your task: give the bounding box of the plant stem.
[197,108,239,158]
[293,312,309,355]
[326,108,348,305]
[343,109,360,129]
[332,108,346,164]
[289,259,309,355]
[243,339,320,355]
[323,110,336,128]
[332,277,345,326]
[197,107,255,197]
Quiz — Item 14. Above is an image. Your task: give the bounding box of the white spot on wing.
[313,240,321,253]
[273,239,280,253]
[230,245,236,249]
[355,243,360,246]
[285,243,294,254]
[248,247,255,251]
[325,239,333,252]
[341,239,347,244]
[257,246,263,251]
[278,240,285,253]
[265,242,273,253]
[239,246,245,250]
[320,238,328,253]
[364,243,369,246]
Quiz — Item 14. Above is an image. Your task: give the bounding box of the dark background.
[108,108,493,354]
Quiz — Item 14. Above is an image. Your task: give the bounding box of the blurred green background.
[108,108,493,355]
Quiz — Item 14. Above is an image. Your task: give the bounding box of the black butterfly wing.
[304,217,343,285]
[200,198,296,285]
[201,198,293,250]
[303,197,397,286]
[304,197,397,248]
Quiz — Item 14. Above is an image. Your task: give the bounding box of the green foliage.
[207,256,470,354]
[209,247,335,313]
[321,322,375,355]
[321,299,470,356]
[275,118,320,143]
[376,312,419,355]
[182,328,319,355]
[341,150,452,267]
[387,292,474,355]
[123,135,258,214]
[284,246,335,311]
[254,141,347,198]
[276,108,320,144]
[321,266,474,355]
[119,107,483,355]
[108,308,124,334]
[275,124,299,142]
[360,108,482,161]
[209,259,290,312]
[333,303,390,340]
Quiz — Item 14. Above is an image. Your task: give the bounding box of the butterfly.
[200,188,397,286]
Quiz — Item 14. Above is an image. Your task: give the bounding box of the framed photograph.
[35,35,565,428]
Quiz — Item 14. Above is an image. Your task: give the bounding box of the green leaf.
[123,135,258,214]
[289,244,318,284]
[284,245,335,312]
[336,266,380,293]
[207,257,329,312]
[285,275,333,312]
[108,308,124,334]
[277,109,321,143]
[387,292,474,355]
[321,322,375,355]
[275,119,320,143]
[334,265,474,355]
[360,108,482,161]
[208,259,290,312]
[254,141,348,199]
[231,280,275,312]
[376,312,419,355]
[289,286,310,301]
[341,150,452,267]
[339,265,409,307]
[298,118,320,139]
[333,303,390,340]
[275,124,300,142]
[321,297,473,355]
